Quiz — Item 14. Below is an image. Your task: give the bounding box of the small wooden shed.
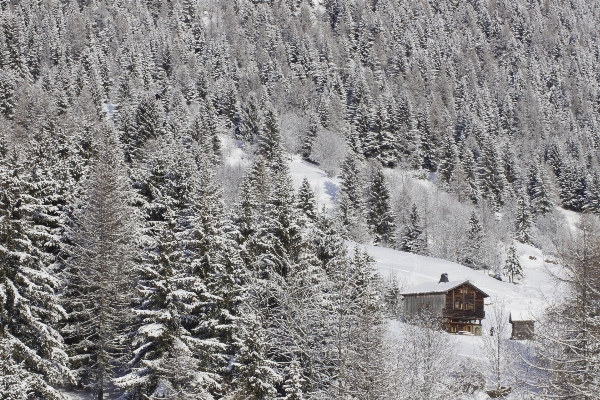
[401,275,489,335]
[509,310,535,340]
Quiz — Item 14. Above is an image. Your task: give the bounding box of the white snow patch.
[220,135,251,168]
[351,242,562,320]
[556,207,580,232]
[288,155,340,210]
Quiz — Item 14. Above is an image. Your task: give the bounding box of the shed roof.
[401,280,489,297]
[510,310,536,322]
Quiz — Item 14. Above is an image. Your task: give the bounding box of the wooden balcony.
[442,308,485,319]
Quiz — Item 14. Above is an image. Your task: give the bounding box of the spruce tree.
[463,211,485,270]
[62,131,138,399]
[297,177,317,222]
[527,156,553,215]
[504,244,523,283]
[400,204,427,255]
[0,152,71,399]
[257,102,284,167]
[367,164,396,245]
[514,190,533,245]
[282,361,305,400]
[301,113,319,160]
[337,152,369,241]
[437,132,459,184]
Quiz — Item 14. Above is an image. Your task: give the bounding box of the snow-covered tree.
[527,156,553,215]
[367,164,396,245]
[62,131,138,398]
[0,151,71,399]
[462,211,485,270]
[297,177,317,222]
[503,244,523,283]
[400,204,427,255]
[514,190,533,245]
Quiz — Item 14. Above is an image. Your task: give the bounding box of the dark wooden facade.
[441,283,486,335]
[509,311,535,340]
[402,280,488,335]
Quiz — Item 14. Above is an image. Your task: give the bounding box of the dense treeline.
[1,0,600,398]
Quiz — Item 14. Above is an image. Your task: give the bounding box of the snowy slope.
[288,155,340,210]
[352,241,562,320]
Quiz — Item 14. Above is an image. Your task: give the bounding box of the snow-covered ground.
[354,240,561,323]
[288,155,340,210]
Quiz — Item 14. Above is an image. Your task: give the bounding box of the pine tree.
[367,164,396,245]
[114,216,219,399]
[463,211,485,270]
[527,156,553,215]
[514,190,533,245]
[479,137,509,209]
[0,151,71,399]
[62,131,138,399]
[462,149,482,204]
[437,132,459,184]
[501,142,521,188]
[257,102,284,167]
[337,152,369,241]
[301,113,319,160]
[400,204,427,255]
[282,361,305,400]
[227,313,280,400]
[344,248,389,400]
[504,244,523,283]
[297,177,317,222]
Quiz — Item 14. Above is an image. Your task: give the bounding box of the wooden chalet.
[401,274,489,335]
[509,310,535,340]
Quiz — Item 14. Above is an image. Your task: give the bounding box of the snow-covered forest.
[1,0,600,398]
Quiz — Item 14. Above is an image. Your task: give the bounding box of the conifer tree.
[462,149,482,204]
[0,151,71,399]
[479,137,509,209]
[367,164,396,245]
[400,204,427,255]
[282,361,305,400]
[463,211,485,270]
[62,131,138,399]
[301,113,319,160]
[337,152,369,241]
[437,132,459,184]
[501,142,521,188]
[527,156,553,215]
[257,102,284,167]
[514,190,533,245]
[297,177,317,222]
[504,244,523,283]
[344,248,389,400]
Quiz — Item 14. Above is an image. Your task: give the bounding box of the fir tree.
[301,113,319,160]
[367,164,396,245]
[504,244,523,283]
[62,131,138,399]
[0,152,71,399]
[463,211,485,270]
[297,177,317,222]
[337,152,369,242]
[282,361,305,400]
[527,156,553,215]
[437,132,459,184]
[400,204,427,255]
[514,190,533,245]
[257,102,284,167]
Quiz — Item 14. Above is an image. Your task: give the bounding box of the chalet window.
[454,301,462,309]
[465,303,474,310]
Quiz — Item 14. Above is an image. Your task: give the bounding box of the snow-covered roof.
[510,310,536,322]
[401,280,489,296]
